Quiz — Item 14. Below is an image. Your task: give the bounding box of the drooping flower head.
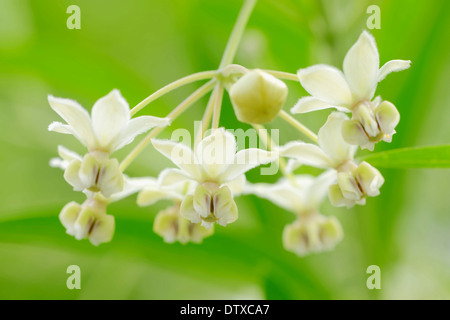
[245,171,343,256]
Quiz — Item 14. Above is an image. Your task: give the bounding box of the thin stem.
[130,70,218,116]
[218,0,257,69]
[194,84,220,147]
[120,80,216,171]
[252,124,296,185]
[222,64,249,77]
[211,82,224,129]
[278,110,318,143]
[263,70,298,82]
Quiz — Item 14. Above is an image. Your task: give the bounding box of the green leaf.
[359,145,450,168]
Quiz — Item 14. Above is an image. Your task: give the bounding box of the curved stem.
[194,84,220,147]
[278,110,318,143]
[130,70,218,116]
[219,0,257,69]
[120,80,216,171]
[263,70,299,82]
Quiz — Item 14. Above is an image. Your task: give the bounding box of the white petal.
[57,145,82,162]
[378,60,411,82]
[180,195,201,224]
[50,158,68,170]
[306,170,337,208]
[213,186,238,227]
[221,148,277,182]
[48,95,96,148]
[318,112,357,166]
[64,160,84,191]
[343,31,379,101]
[137,186,182,206]
[151,139,202,180]
[196,128,236,179]
[48,122,73,134]
[158,168,192,187]
[278,141,332,169]
[89,214,115,246]
[224,174,246,195]
[297,65,353,106]
[193,184,211,219]
[245,179,304,213]
[111,177,158,202]
[91,89,130,150]
[97,158,124,198]
[112,116,171,151]
[79,153,99,188]
[291,97,350,114]
[285,159,302,173]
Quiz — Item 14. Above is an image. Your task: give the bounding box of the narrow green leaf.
[359,145,450,168]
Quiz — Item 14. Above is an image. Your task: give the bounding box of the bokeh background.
[1,0,449,299]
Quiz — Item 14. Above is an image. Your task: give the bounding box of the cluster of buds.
[48,29,409,257]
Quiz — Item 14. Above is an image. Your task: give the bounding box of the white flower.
[151,128,277,228]
[245,171,336,216]
[137,180,214,244]
[279,112,384,208]
[245,171,342,256]
[48,89,170,154]
[153,205,214,244]
[292,31,410,150]
[58,176,154,246]
[279,112,357,170]
[50,146,123,198]
[282,215,343,257]
[59,197,114,246]
[51,145,153,199]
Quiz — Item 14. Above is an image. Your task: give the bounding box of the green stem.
[211,83,224,129]
[279,110,318,143]
[194,84,220,147]
[120,80,216,171]
[263,70,298,81]
[218,0,257,69]
[130,70,218,116]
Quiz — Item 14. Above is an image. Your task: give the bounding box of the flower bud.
[153,205,214,244]
[59,197,115,246]
[229,69,287,124]
[282,215,343,256]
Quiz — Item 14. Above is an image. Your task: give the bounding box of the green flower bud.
[229,69,287,124]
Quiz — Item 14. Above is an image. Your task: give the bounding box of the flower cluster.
[48,27,409,257]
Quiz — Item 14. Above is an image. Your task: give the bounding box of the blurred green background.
[1,0,449,300]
